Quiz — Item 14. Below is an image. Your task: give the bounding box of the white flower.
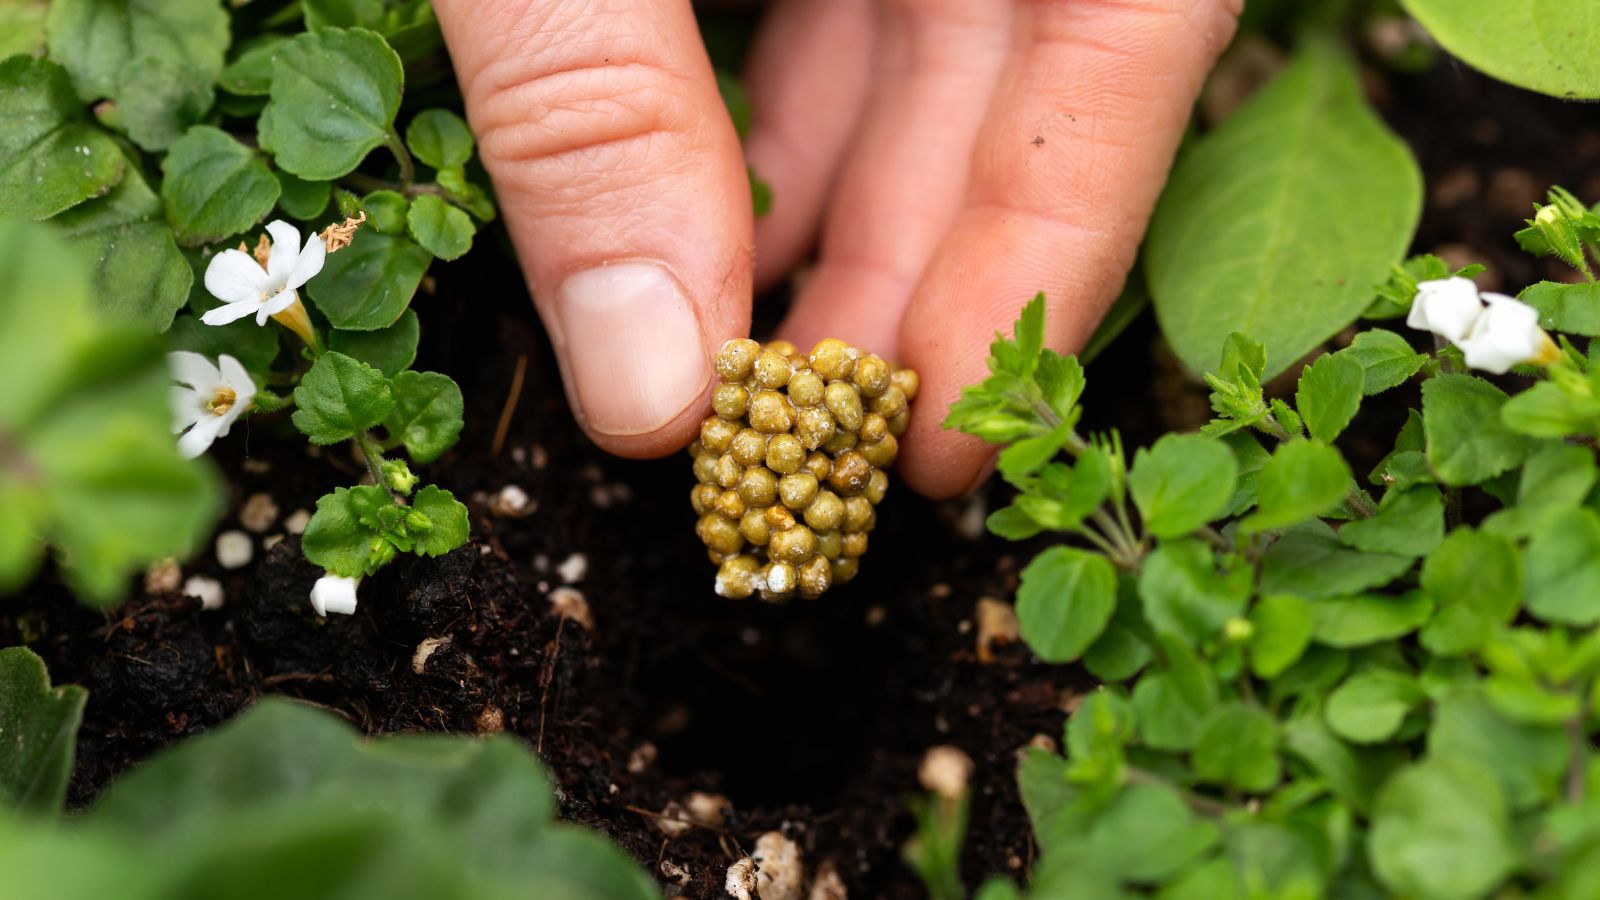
[1407,277,1484,343]
[169,352,256,459]
[1456,293,1550,374]
[309,573,360,616]
[202,220,326,326]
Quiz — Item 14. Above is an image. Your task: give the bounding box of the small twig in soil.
[537,615,566,754]
[491,353,528,458]
[261,671,336,687]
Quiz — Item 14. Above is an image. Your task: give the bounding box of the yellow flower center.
[208,386,237,416]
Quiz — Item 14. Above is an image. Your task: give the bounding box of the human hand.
[433,0,1241,497]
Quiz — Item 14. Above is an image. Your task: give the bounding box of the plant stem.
[1345,490,1376,519]
[1198,525,1234,554]
[340,171,446,199]
[1567,713,1589,804]
[384,130,416,188]
[355,432,404,504]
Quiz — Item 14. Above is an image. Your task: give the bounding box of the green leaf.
[1502,380,1600,438]
[383,370,463,463]
[985,504,1044,541]
[1338,328,1427,394]
[1519,280,1600,335]
[1326,670,1422,744]
[1128,434,1238,539]
[275,169,332,220]
[258,27,404,180]
[1369,757,1517,899]
[1193,703,1280,793]
[1132,671,1208,751]
[997,420,1076,484]
[1282,716,1402,815]
[0,220,221,604]
[1400,0,1600,99]
[291,352,395,445]
[306,229,431,330]
[1338,487,1444,558]
[1241,440,1352,534]
[0,1,47,58]
[53,163,190,332]
[1146,42,1420,378]
[0,56,125,220]
[45,0,228,150]
[362,188,410,233]
[405,108,473,169]
[1428,691,1565,810]
[1249,594,1313,679]
[82,699,656,898]
[1524,506,1600,625]
[1138,539,1251,646]
[1260,522,1415,597]
[302,0,442,63]
[1014,546,1117,663]
[406,194,475,260]
[219,35,291,97]
[1310,590,1433,648]
[1484,442,1598,538]
[1296,352,1364,442]
[1422,374,1529,486]
[329,310,418,377]
[0,647,87,815]
[1419,527,1522,655]
[301,487,383,577]
[410,484,469,557]
[160,126,280,246]
[1058,783,1219,885]
[1017,749,1079,850]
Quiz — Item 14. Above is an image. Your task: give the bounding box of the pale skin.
[433,0,1243,498]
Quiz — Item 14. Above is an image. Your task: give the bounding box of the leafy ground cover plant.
[3,2,493,613]
[0,646,656,900]
[943,189,1600,897]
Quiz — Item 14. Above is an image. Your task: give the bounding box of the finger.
[434,0,752,458]
[777,0,1013,359]
[898,0,1243,498]
[742,0,875,290]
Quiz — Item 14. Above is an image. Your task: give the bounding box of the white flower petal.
[204,249,268,305]
[170,385,203,434]
[259,288,298,319]
[177,415,228,459]
[284,233,327,291]
[166,350,220,389]
[1459,295,1543,374]
[202,299,263,326]
[1408,277,1483,343]
[310,574,361,616]
[217,354,256,402]
[264,220,303,284]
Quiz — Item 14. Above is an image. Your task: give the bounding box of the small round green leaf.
[383,370,463,464]
[306,230,432,331]
[410,484,469,556]
[1015,546,1117,663]
[1128,433,1238,539]
[1370,757,1517,899]
[1193,703,1280,793]
[291,352,395,445]
[1326,670,1421,744]
[0,56,125,220]
[406,194,475,261]
[329,311,419,377]
[161,126,281,246]
[258,27,404,180]
[405,108,473,169]
[1241,440,1351,534]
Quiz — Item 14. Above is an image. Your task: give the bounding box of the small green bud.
[406,510,434,533]
[1224,617,1255,643]
[369,537,397,568]
[382,459,419,496]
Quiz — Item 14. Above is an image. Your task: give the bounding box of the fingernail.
[556,262,710,436]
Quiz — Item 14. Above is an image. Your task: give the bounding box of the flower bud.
[382,459,419,495]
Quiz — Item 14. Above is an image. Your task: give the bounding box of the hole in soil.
[638,596,930,807]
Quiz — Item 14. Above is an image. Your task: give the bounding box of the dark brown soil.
[5,53,1597,899]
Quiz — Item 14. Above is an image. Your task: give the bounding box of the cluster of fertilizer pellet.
[689,338,917,601]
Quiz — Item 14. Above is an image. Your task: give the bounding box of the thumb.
[435,0,752,457]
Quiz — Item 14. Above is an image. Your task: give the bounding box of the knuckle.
[472,54,694,177]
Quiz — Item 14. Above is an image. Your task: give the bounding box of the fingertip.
[896,412,996,500]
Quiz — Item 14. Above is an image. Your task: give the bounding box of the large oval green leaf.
[1146,43,1421,379]
[1402,0,1600,100]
